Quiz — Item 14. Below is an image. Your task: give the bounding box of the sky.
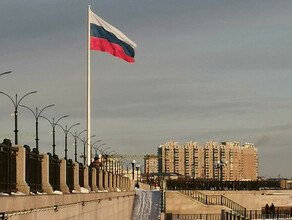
[0,0,291,177]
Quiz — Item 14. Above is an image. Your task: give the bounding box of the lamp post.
[20,104,54,151]
[0,90,37,145]
[90,139,102,160]
[139,165,144,182]
[104,154,109,172]
[100,146,110,154]
[0,71,12,77]
[107,151,116,174]
[106,150,115,155]
[118,158,127,176]
[58,123,80,160]
[40,115,69,155]
[214,160,228,182]
[100,147,110,171]
[92,143,106,157]
[69,129,86,162]
[131,160,136,180]
[135,163,140,188]
[191,163,195,180]
[79,135,96,165]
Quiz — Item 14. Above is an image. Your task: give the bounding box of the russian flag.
[89,9,137,63]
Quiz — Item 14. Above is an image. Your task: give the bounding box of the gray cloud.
[1,0,292,177]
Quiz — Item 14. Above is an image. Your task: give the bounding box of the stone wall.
[0,192,135,220]
[0,145,136,220]
[165,191,226,215]
[138,182,151,190]
[200,190,292,210]
[165,190,292,215]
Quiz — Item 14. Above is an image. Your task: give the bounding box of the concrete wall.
[200,190,292,210]
[0,191,135,220]
[165,191,226,215]
[165,190,292,215]
[138,182,151,190]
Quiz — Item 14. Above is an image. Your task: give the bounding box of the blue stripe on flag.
[90,23,135,58]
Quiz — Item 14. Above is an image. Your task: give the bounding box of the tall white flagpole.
[87,5,91,165]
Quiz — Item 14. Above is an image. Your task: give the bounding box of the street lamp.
[0,71,12,77]
[135,163,140,188]
[92,143,106,157]
[0,90,37,144]
[58,123,80,160]
[103,154,109,172]
[40,115,69,155]
[214,160,228,182]
[139,165,144,182]
[118,158,127,176]
[90,139,102,160]
[107,151,117,173]
[20,104,54,151]
[100,146,110,154]
[106,150,115,155]
[131,160,136,180]
[69,129,86,162]
[79,135,96,165]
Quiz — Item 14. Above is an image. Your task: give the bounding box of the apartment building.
[144,154,159,174]
[158,141,258,181]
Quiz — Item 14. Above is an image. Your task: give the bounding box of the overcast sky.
[1,0,292,177]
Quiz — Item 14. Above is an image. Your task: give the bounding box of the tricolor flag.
[89,9,137,63]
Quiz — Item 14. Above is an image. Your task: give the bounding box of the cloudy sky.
[0,0,291,177]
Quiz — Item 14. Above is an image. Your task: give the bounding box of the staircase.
[179,190,246,217]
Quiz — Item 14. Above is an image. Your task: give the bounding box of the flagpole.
[87,5,91,165]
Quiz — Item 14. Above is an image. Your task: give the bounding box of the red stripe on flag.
[90,37,135,63]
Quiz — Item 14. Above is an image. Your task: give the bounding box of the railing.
[96,167,99,188]
[88,166,92,190]
[222,209,292,220]
[171,213,221,220]
[48,153,60,191]
[179,190,246,217]
[24,145,43,193]
[170,210,292,220]
[261,207,292,219]
[167,179,281,191]
[0,139,18,194]
[103,170,106,189]
[0,139,132,195]
[66,159,74,192]
[79,163,84,187]
[221,195,246,216]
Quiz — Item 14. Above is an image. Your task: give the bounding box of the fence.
[48,153,60,191]
[66,159,74,192]
[170,213,221,220]
[79,163,84,187]
[24,145,43,193]
[167,179,281,191]
[179,190,246,217]
[0,139,133,195]
[222,209,292,220]
[0,139,17,194]
[89,166,92,189]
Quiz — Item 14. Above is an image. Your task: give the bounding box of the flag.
[89,9,137,63]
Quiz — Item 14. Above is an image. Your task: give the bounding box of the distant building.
[158,141,258,181]
[144,155,158,174]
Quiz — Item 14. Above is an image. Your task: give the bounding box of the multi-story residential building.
[144,154,158,174]
[158,141,258,181]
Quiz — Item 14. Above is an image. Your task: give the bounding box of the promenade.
[0,139,136,220]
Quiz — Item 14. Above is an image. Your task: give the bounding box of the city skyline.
[1,0,292,178]
[157,141,258,181]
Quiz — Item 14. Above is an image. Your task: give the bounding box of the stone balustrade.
[6,145,133,195]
